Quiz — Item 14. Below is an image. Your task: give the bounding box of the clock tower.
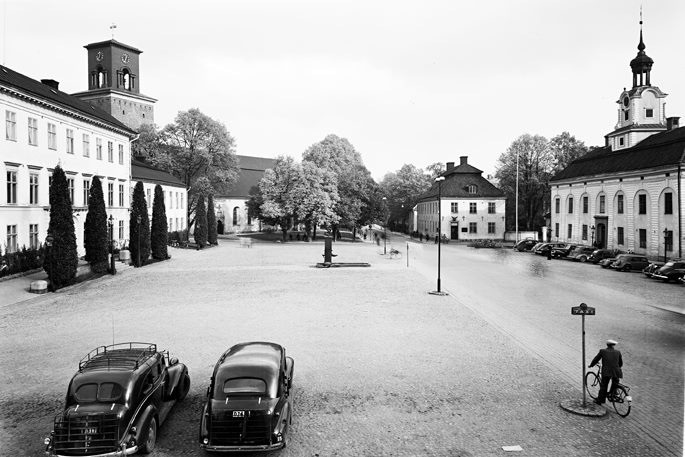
[73,39,156,132]
[606,19,667,151]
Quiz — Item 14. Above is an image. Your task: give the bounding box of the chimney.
[460,156,468,166]
[667,117,680,130]
[41,79,59,90]
[446,162,454,170]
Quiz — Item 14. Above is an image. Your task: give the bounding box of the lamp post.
[663,228,668,263]
[429,177,447,296]
[136,215,141,267]
[45,233,54,292]
[108,215,116,275]
[590,225,595,247]
[515,150,519,243]
[382,197,387,255]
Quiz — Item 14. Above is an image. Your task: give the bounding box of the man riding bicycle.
[589,339,623,405]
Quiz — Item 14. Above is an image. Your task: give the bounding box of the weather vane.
[110,23,117,39]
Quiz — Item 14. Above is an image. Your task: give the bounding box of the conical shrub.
[84,176,109,273]
[129,181,151,267]
[151,184,169,260]
[194,195,208,248]
[207,194,217,245]
[45,165,78,289]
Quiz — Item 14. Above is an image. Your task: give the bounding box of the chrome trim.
[54,445,138,457]
[200,442,285,452]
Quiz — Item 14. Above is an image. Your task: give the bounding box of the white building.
[550,25,683,259]
[1,65,136,256]
[132,159,187,235]
[415,156,506,241]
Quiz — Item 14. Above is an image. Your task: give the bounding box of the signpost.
[571,303,596,407]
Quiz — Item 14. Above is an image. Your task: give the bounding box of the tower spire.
[630,8,653,87]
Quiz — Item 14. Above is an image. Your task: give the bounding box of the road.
[402,237,684,456]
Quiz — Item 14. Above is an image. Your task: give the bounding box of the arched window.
[232,206,239,226]
[246,208,252,225]
[122,70,131,90]
[97,67,106,88]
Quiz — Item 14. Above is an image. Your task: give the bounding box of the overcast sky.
[2,0,684,180]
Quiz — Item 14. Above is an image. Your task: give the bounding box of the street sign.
[571,306,595,315]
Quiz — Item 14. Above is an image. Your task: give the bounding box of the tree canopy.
[379,164,432,231]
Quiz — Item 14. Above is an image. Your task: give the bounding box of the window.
[118,144,124,164]
[6,170,17,203]
[619,137,624,146]
[5,110,16,140]
[567,224,572,239]
[568,197,573,214]
[665,230,673,252]
[646,108,653,118]
[83,180,90,206]
[175,218,179,231]
[469,222,477,233]
[638,194,646,214]
[29,173,39,205]
[180,194,183,209]
[6,225,17,253]
[119,184,124,207]
[638,229,647,248]
[488,202,495,214]
[599,195,605,214]
[233,207,239,226]
[624,110,629,121]
[107,141,113,162]
[67,178,74,204]
[488,222,495,234]
[66,129,74,154]
[28,117,38,146]
[168,191,172,208]
[617,227,624,245]
[582,225,587,241]
[118,220,124,240]
[617,194,624,214]
[582,196,588,214]
[176,192,179,209]
[664,192,673,214]
[96,138,102,160]
[46,123,57,149]
[468,185,477,194]
[146,188,151,204]
[469,202,477,214]
[29,224,39,249]
[169,217,173,230]
[555,198,560,214]
[555,223,559,238]
[223,378,266,395]
[108,182,114,206]
[82,134,90,157]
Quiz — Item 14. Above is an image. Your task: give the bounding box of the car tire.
[579,255,587,263]
[622,265,631,272]
[176,372,190,401]
[139,416,157,454]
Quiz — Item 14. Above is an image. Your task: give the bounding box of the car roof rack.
[79,342,157,372]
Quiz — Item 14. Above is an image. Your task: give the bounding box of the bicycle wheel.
[611,386,631,417]
[584,372,600,400]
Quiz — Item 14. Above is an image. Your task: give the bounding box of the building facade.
[132,159,187,234]
[550,26,683,259]
[1,64,136,256]
[415,156,506,240]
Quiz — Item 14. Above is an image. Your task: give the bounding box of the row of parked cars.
[513,239,685,283]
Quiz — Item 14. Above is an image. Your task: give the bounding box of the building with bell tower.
[606,21,668,151]
[72,39,156,132]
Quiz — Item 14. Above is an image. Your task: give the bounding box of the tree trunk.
[281,228,287,242]
[313,226,317,241]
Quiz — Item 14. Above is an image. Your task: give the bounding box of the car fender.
[133,404,158,444]
[165,363,188,400]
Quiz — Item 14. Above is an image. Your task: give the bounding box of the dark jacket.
[590,347,623,378]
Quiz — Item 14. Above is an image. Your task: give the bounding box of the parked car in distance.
[550,243,578,259]
[45,342,190,456]
[588,249,624,264]
[533,242,566,256]
[513,239,538,252]
[610,254,650,272]
[643,261,665,278]
[599,256,619,268]
[568,246,596,262]
[651,259,685,282]
[199,342,294,452]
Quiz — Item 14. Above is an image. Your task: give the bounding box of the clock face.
[95,51,104,62]
[623,96,630,108]
[121,53,130,64]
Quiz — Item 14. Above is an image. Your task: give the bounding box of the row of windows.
[5,110,126,164]
[144,188,184,210]
[553,223,673,251]
[450,202,496,214]
[417,221,497,235]
[555,192,673,215]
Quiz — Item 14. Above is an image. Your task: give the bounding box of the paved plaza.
[0,238,681,456]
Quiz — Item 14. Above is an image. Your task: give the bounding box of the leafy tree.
[44,165,78,289]
[292,161,340,240]
[130,123,161,159]
[246,186,264,223]
[150,184,168,260]
[207,194,218,245]
[549,132,590,175]
[83,176,109,273]
[425,162,445,180]
[259,156,300,241]
[495,134,552,231]
[194,194,208,247]
[380,164,431,232]
[129,181,151,267]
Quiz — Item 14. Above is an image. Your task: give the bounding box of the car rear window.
[74,382,124,403]
[223,378,267,394]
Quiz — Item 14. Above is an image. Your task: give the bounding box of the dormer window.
[467,185,477,194]
[645,108,653,118]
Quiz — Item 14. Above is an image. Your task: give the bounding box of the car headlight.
[44,437,52,446]
[203,438,209,445]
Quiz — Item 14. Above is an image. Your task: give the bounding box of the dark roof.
[218,155,277,198]
[552,126,685,182]
[418,162,504,202]
[215,342,283,398]
[607,123,665,136]
[0,64,136,135]
[131,159,185,188]
[84,39,143,54]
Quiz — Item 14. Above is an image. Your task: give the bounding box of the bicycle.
[389,248,402,259]
[585,365,632,417]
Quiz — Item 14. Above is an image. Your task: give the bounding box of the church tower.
[73,39,156,132]
[606,17,667,151]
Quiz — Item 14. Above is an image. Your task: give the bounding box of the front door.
[451,225,459,240]
[596,222,606,248]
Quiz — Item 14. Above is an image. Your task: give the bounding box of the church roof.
[131,159,185,188]
[551,126,685,182]
[0,64,136,136]
[84,39,143,54]
[418,161,504,202]
[217,155,277,199]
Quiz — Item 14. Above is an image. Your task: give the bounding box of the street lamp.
[108,215,116,275]
[45,233,54,292]
[429,176,447,296]
[663,228,668,263]
[382,197,387,255]
[136,215,142,267]
[590,225,595,247]
[515,150,519,243]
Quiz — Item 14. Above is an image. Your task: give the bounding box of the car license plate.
[232,411,245,418]
[85,427,98,435]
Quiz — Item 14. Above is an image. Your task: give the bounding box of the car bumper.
[49,447,138,457]
[651,274,670,280]
[200,442,285,452]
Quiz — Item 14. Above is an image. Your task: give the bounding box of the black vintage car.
[45,342,190,456]
[199,342,294,452]
[651,259,685,282]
